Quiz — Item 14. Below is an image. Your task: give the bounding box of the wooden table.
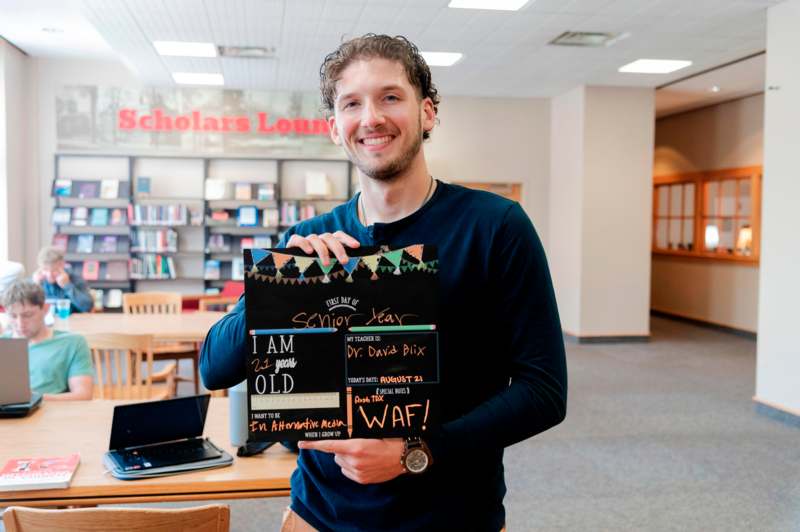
[0,399,295,507]
[68,311,226,343]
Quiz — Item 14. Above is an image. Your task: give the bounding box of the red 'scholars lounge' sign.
[117,109,330,136]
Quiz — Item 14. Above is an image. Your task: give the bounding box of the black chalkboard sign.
[244,245,439,441]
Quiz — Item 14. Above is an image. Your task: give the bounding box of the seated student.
[2,280,93,401]
[32,247,93,313]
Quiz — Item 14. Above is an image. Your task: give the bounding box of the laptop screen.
[0,338,32,406]
[109,394,211,450]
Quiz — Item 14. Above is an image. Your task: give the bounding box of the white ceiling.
[0,0,781,104]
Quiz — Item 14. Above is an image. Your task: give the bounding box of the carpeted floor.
[3,316,798,531]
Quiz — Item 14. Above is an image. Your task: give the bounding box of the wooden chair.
[123,292,200,394]
[2,504,230,532]
[198,295,239,312]
[86,333,176,400]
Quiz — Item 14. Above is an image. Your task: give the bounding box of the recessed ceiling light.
[448,0,530,11]
[41,27,63,34]
[709,85,721,93]
[171,72,224,86]
[421,52,463,67]
[618,59,692,74]
[154,41,217,58]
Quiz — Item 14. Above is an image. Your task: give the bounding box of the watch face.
[406,448,429,473]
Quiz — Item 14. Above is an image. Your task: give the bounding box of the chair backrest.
[3,504,230,532]
[123,292,182,314]
[198,295,239,312]
[85,333,161,400]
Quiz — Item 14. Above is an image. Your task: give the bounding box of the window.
[653,166,761,262]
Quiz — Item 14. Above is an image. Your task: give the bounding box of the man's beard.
[347,119,424,182]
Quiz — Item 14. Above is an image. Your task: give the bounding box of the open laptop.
[0,338,43,417]
[105,394,229,475]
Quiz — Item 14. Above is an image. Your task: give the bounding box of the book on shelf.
[237,206,258,227]
[92,289,104,311]
[257,183,275,201]
[210,210,230,222]
[109,208,127,226]
[104,289,124,308]
[53,179,72,197]
[90,208,109,226]
[189,205,204,226]
[262,207,279,228]
[82,260,100,281]
[0,454,80,491]
[207,234,230,253]
[72,207,89,226]
[100,179,119,199]
[75,234,94,254]
[231,257,245,281]
[240,237,254,250]
[105,261,128,282]
[305,171,331,197]
[205,179,228,200]
[253,235,273,248]
[77,181,100,199]
[52,234,68,252]
[234,182,252,200]
[52,207,72,225]
[204,259,221,280]
[136,176,151,197]
[98,235,118,253]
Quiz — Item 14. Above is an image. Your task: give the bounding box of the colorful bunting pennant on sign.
[341,257,360,283]
[383,249,404,275]
[317,258,337,283]
[250,249,270,266]
[406,244,423,263]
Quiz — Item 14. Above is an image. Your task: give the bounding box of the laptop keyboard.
[115,438,222,470]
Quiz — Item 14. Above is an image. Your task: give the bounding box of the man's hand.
[55,271,70,288]
[286,231,360,266]
[298,438,405,484]
[32,269,45,284]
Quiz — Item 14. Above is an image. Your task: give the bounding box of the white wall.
[31,57,142,271]
[581,87,654,337]
[425,96,551,247]
[653,95,763,331]
[549,86,654,338]
[756,0,800,414]
[0,39,34,264]
[548,86,584,333]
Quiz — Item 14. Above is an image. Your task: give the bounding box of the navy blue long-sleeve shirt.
[201,181,567,531]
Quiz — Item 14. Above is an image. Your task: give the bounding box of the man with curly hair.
[201,34,567,531]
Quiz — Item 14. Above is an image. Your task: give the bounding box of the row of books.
[207,234,273,253]
[55,234,129,254]
[205,180,275,201]
[52,207,128,227]
[53,179,129,199]
[67,260,128,282]
[204,258,245,281]
[207,206,280,228]
[128,204,203,226]
[130,255,177,280]
[131,228,178,253]
[281,201,317,225]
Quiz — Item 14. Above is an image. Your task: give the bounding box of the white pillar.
[755,0,800,417]
[550,86,654,340]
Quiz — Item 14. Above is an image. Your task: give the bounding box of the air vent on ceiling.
[549,31,621,47]
[218,46,277,58]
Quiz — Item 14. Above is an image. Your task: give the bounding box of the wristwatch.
[400,437,433,474]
